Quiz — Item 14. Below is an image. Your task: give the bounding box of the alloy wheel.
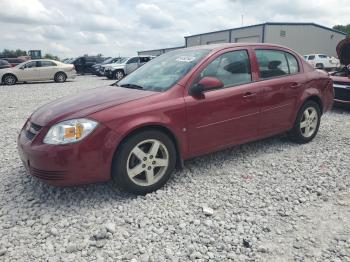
[4,75,15,85]
[300,107,318,138]
[116,71,124,80]
[127,139,169,186]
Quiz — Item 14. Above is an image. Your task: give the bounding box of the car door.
[253,49,306,136]
[38,60,58,80]
[125,57,139,74]
[17,61,41,81]
[185,48,261,156]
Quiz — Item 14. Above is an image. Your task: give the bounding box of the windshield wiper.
[119,83,144,90]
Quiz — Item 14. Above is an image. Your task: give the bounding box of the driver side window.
[200,50,252,88]
[127,57,139,64]
[24,61,37,69]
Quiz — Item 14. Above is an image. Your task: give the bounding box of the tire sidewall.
[4,74,16,85]
[292,101,321,143]
[114,70,124,80]
[55,72,67,83]
[112,130,176,194]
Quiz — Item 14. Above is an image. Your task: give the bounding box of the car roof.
[178,42,296,52]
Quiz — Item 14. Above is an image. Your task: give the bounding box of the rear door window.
[39,61,57,67]
[285,53,299,74]
[255,50,289,79]
[318,55,327,58]
[308,55,315,60]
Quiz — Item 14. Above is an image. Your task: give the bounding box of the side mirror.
[189,76,224,96]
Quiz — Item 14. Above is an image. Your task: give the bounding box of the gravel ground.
[0,75,349,262]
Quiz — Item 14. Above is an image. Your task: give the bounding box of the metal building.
[138,22,347,57]
[185,23,346,57]
[138,46,184,56]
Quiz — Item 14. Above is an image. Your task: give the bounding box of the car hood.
[337,37,350,65]
[30,85,157,127]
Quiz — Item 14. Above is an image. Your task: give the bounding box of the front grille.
[25,122,42,141]
[334,86,350,101]
[30,167,66,181]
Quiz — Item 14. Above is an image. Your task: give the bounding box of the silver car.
[0,59,77,85]
[104,56,154,80]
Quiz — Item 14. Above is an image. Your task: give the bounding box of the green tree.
[44,53,60,61]
[333,24,350,36]
[0,48,27,58]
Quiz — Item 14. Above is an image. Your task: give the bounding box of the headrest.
[268,60,281,69]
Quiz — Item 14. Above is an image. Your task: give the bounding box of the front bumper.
[334,83,350,105]
[17,120,121,186]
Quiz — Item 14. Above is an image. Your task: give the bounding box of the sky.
[0,0,349,58]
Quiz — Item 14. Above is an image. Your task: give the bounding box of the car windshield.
[101,57,114,64]
[117,49,210,92]
[116,57,128,64]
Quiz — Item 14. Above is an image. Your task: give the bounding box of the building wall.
[186,31,230,47]
[231,25,263,43]
[138,46,184,56]
[265,24,346,57]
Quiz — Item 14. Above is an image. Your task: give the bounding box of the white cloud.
[136,3,175,29]
[0,0,349,57]
[0,0,69,25]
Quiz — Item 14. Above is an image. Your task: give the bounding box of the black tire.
[54,72,67,83]
[2,74,17,85]
[315,63,324,70]
[288,100,321,144]
[113,70,125,80]
[112,130,176,195]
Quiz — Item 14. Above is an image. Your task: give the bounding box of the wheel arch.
[1,73,18,83]
[112,124,184,172]
[54,71,67,78]
[304,95,323,114]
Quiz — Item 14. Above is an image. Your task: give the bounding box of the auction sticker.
[176,56,196,62]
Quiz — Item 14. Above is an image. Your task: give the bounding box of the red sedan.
[18,43,334,194]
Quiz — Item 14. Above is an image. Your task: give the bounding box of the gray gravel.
[0,75,350,261]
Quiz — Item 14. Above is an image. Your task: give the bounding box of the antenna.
[241,14,244,26]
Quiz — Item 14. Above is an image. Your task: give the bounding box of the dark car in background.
[0,59,11,69]
[330,38,350,106]
[70,56,107,74]
[91,57,122,76]
[2,57,26,67]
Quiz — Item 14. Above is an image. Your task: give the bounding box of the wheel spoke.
[300,120,307,128]
[146,169,155,184]
[128,164,144,178]
[149,141,160,157]
[131,146,147,160]
[304,110,310,119]
[154,158,168,167]
[305,126,310,136]
[309,111,316,119]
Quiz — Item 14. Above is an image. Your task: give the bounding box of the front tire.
[288,100,321,143]
[114,70,125,80]
[112,130,176,195]
[54,72,67,83]
[3,74,17,85]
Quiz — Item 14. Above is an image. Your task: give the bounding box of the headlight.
[43,118,98,145]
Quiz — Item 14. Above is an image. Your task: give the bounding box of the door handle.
[243,92,257,99]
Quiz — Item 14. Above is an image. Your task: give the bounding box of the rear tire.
[54,72,67,83]
[288,100,321,144]
[2,74,17,85]
[112,130,176,195]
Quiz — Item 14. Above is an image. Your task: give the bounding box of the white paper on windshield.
[176,56,196,62]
